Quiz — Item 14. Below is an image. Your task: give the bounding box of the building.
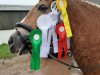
[0,0,38,30]
[0,5,32,30]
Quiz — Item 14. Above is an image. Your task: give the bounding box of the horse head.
[8,0,54,55]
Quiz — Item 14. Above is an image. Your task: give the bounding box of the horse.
[8,0,100,75]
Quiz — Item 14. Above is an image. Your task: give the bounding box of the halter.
[15,22,32,55]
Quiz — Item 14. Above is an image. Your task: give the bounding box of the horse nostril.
[10,45,15,53]
[8,37,13,45]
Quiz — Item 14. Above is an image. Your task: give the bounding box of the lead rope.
[48,53,80,70]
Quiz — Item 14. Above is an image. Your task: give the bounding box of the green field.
[0,43,16,59]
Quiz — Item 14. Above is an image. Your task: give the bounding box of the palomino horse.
[8,0,100,75]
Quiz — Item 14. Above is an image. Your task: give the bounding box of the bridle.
[15,22,79,69]
[15,22,32,55]
[15,22,100,72]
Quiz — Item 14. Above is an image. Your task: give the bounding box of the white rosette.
[48,10,59,53]
[37,14,52,58]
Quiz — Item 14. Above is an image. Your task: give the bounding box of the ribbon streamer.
[56,0,72,37]
[29,29,42,70]
[48,6,59,53]
[48,26,58,53]
[37,14,52,58]
[55,22,68,60]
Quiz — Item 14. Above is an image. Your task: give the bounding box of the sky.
[0,0,39,6]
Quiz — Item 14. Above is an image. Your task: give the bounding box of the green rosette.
[29,29,42,70]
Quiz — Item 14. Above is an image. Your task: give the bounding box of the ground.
[0,54,83,75]
[0,44,83,75]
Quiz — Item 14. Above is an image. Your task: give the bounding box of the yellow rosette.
[56,0,72,37]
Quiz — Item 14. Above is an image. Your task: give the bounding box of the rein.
[15,23,77,69]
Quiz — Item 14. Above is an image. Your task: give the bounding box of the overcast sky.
[0,0,39,6]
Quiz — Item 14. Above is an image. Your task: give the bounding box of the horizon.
[0,0,39,6]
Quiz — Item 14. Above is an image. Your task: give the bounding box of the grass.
[0,43,16,59]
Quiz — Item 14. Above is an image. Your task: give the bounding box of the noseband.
[15,22,33,55]
[15,22,33,32]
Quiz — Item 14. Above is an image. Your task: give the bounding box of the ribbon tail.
[40,31,48,58]
[61,8,72,37]
[63,41,67,59]
[58,43,62,60]
[52,28,58,53]
[47,29,52,54]
[30,45,40,70]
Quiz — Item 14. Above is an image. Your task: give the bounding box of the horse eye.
[38,4,48,11]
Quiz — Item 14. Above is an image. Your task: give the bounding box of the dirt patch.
[0,54,83,75]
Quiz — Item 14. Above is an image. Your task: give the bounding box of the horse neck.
[68,0,100,74]
[68,0,100,50]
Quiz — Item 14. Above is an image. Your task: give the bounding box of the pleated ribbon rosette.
[56,0,72,38]
[55,22,68,60]
[29,29,42,70]
[48,1,60,53]
[37,14,52,58]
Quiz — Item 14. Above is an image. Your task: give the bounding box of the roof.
[0,5,32,11]
[0,0,39,6]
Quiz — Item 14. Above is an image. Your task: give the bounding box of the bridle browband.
[15,22,100,72]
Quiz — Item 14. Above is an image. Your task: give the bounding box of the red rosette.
[55,22,68,60]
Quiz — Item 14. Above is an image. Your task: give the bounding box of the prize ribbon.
[48,1,60,53]
[56,0,72,37]
[48,11,59,53]
[29,29,42,70]
[55,22,68,60]
[37,14,52,58]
